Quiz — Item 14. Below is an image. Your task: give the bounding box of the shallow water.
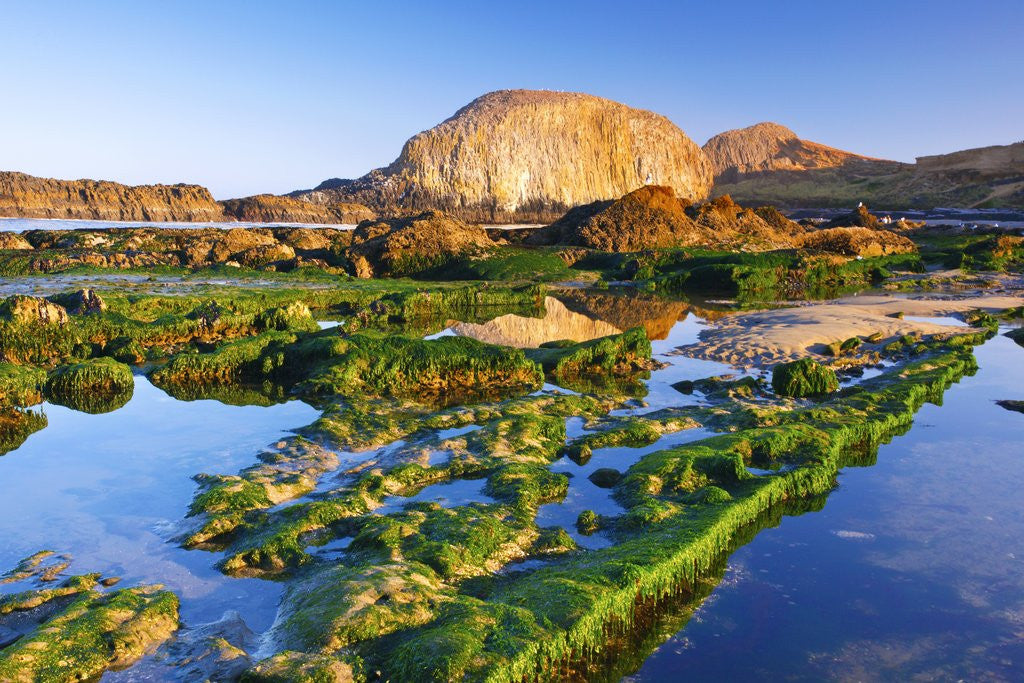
[0,376,317,631]
[627,331,1024,681]
[1,289,1021,680]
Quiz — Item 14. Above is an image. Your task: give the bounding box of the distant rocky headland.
[1,90,1021,225]
[705,123,1024,209]
[0,172,376,225]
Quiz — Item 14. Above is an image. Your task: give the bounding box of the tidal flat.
[0,224,1022,681]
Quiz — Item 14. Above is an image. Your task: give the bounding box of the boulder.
[771,358,839,397]
[0,295,69,325]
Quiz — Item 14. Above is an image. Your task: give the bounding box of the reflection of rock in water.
[555,291,689,341]
[451,297,621,348]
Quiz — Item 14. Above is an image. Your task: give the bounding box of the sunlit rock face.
[296,90,713,223]
[450,297,621,348]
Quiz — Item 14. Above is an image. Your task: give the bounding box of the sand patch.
[674,293,1024,368]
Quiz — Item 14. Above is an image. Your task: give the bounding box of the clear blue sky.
[2,0,1021,199]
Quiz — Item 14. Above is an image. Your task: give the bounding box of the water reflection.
[628,331,1024,681]
[0,376,317,631]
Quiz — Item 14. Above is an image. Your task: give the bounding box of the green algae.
[0,408,47,456]
[527,327,652,378]
[0,556,179,683]
[240,341,979,682]
[44,357,135,414]
[0,364,46,408]
[771,358,839,397]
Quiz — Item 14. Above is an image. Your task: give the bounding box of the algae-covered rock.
[255,302,319,333]
[771,358,839,397]
[527,326,653,378]
[0,363,46,407]
[243,651,363,682]
[0,555,179,682]
[46,357,134,414]
[0,295,68,326]
[46,289,107,316]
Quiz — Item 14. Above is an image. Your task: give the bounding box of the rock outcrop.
[6,226,355,273]
[293,90,714,223]
[346,211,493,278]
[0,171,376,225]
[703,122,883,184]
[527,187,804,252]
[220,194,375,224]
[0,295,69,325]
[799,227,917,257]
[0,171,225,222]
[706,126,1024,210]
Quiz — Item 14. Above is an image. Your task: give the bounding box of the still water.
[0,295,1020,680]
[629,331,1024,681]
[0,377,317,631]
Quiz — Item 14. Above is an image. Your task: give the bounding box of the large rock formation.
[702,122,885,184]
[527,187,804,252]
[0,171,224,222]
[705,125,1024,210]
[293,90,714,223]
[0,172,375,225]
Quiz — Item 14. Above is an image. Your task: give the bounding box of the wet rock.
[47,288,107,315]
[588,467,622,488]
[0,295,68,325]
[771,358,839,397]
[245,651,360,682]
[164,610,255,682]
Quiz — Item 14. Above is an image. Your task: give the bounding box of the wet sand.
[675,293,1024,367]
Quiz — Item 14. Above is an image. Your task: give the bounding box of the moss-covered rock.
[45,357,134,413]
[0,557,178,682]
[771,358,839,397]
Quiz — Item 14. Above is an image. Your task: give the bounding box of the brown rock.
[529,188,804,252]
[0,171,223,222]
[347,211,492,277]
[294,89,713,223]
[800,227,917,257]
[220,194,374,224]
[0,295,69,325]
[702,122,882,184]
[0,232,32,250]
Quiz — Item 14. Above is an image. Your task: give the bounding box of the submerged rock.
[996,400,1024,414]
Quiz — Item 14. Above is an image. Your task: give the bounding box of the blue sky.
[2,0,1021,198]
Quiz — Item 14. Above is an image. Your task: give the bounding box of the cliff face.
[0,172,225,222]
[220,194,375,224]
[294,90,714,223]
[0,172,376,224]
[702,122,889,184]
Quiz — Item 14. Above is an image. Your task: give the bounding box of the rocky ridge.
[0,172,374,225]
